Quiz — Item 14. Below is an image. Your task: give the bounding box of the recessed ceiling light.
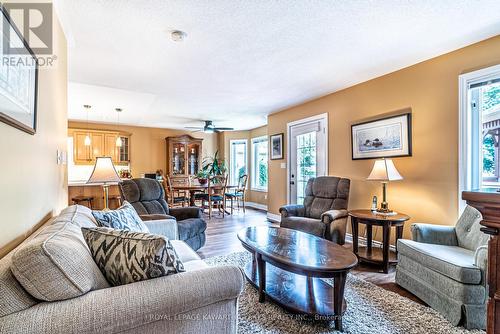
[170,30,187,42]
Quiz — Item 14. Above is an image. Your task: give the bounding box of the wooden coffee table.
[237,226,358,331]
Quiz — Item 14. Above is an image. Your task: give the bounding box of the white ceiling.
[57,0,500,130]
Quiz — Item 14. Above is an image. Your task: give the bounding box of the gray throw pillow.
[92,201,149,233]
[81,227,185,286]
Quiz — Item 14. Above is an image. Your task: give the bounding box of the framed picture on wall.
[351,113,412,160]
[270,133,284,160]
[0,7,39,135]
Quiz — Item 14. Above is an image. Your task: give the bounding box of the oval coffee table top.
[237,226,358,273]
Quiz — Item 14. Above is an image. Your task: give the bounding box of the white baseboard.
[267,212,281,222]
[245,201,268,211]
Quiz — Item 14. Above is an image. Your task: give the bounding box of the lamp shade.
[367,158,403,181]
[87,157,121,184]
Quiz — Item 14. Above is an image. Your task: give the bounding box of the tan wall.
[0,6,68,249]
[220,126,268,206]
[68,122,218,177]
[268,35,500,240]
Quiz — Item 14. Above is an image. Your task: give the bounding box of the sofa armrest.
[0,266,245,334]
[474,245,488,272]
[411,223,458,246]
[169,207,203,221]
[279,204,305,218]
[321,209,348,223]
[144,219,179,240]
[140,213,176,221]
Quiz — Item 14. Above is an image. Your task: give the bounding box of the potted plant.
[196,170,210,185]
[200,151,227,183]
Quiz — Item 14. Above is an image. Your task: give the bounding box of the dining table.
[173,184,238,209]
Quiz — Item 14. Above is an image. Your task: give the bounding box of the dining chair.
[225,174,248,214]
[166,175,189,208]
[200,175,228,218]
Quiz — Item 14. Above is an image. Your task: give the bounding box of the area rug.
[204,251,485,334]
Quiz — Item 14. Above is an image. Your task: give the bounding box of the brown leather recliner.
[279,176,350,245]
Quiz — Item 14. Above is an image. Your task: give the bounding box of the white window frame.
[458,64,500,213]
[251,136,268,192]
[229,139,248,186]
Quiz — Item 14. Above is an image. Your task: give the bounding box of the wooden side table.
[348,209,410,273]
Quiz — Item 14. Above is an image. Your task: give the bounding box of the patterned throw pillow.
[81,227,185,286]
[92,201,149,233]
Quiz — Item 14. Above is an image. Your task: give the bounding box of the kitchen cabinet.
[71,129,130,165]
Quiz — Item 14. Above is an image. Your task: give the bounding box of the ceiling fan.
[185,120,234,133]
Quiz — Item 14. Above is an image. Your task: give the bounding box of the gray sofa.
[395,205,489,329]
[119,178,207,250]
[279,176,350,244]
[0,205,245,333]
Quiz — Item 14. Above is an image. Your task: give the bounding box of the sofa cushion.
[397,239,482,284]
[119,178,170,216]
[171,240,201,262]
[55,204,98,227]
[0,252,37,317]
[281,216,326,238]
[82,227,185,286]
[170,240,207,271]
[92,201,149,233]
[303,176,350,218]
[10,221,110,302]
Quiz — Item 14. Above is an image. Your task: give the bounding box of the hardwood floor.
[197,207,424,305]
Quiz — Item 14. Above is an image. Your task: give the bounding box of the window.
[229,139,247,186]
[459,64,500,210]
[251,136,268,191]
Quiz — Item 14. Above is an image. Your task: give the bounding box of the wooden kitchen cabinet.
[74,132,92,164]
[91,133,105,160]
[71,129,130,165]
[104,133,119,162]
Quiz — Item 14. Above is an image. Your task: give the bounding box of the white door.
[288,115,328,204]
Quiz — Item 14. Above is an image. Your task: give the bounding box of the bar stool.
[71,195,95,209]
[108,195,122,209]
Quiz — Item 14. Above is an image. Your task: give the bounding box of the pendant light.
[115,108,123,147]
[84,105,91,146]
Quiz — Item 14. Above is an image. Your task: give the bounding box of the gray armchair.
[396,205,489,329]
[119,178,207,250]
[279,176,350,245]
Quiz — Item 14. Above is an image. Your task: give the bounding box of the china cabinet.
[166,135,203,185]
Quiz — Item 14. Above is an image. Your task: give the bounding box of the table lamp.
[87,157,121,210]
[367,158,403,213]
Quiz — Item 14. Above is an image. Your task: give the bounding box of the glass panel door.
[187,143,200,175]
[296,131,317,204]
[172,143,185,175]
[289,116,327,204]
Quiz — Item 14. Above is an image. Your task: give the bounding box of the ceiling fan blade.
[214,127,234,131]
[185,126,203,129]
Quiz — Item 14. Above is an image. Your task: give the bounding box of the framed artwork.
[0,7,39,135]
[351,113,412,160]
[270,133,284,160]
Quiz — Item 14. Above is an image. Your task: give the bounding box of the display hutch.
[166,135,203,185]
